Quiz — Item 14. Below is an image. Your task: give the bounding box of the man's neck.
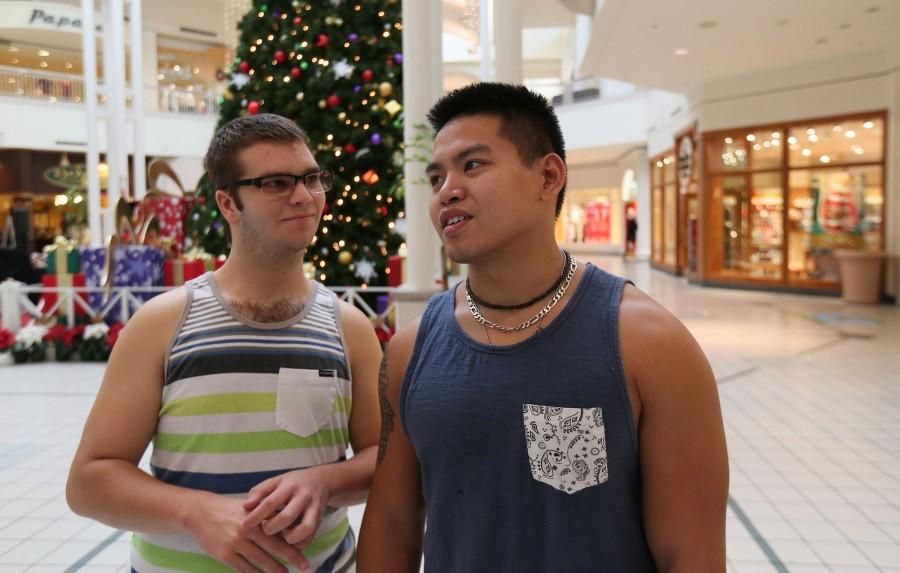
[465,241,566,307]
[215,246,311,306]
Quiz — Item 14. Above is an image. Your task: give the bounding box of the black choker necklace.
[465,251,570,311]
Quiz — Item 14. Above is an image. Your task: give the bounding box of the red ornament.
[326,94,340,108]
[361,69,374,82]
[274,50,286,63]
[293,16,302,26]
[343,143,357,155]
[377,206,388,216]
[323,203,330,215]
[247,100,261,115]
[315,34,329,48]
[238,61,250,74]
[291,67,302,78]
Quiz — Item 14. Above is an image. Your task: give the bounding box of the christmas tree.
[188,0,405,286]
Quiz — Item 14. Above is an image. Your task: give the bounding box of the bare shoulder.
[115,286,189,353]
[619,284,714,402]
[335,298,376,338]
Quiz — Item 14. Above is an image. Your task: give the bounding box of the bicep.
[639,325,728,570]
[72,293,185,468]
[371,325,424,508]
[342,304,383,453]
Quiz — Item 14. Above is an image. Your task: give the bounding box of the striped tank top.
[131,272,355,573]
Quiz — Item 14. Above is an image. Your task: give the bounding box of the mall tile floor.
[0,256,898,572]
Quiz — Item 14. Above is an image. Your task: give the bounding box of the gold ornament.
[222,90,234,101]
[337,112,347,121]
[318,99,327,109]
[384,99,402,116]
[338,251,353,265]
[378,81,393,97]
[295,91,305,101]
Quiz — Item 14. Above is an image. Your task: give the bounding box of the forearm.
[357,498,424,573]
[66,458,211,534]
[317,445,377,507]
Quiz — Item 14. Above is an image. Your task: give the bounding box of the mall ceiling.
[580,0,900,92]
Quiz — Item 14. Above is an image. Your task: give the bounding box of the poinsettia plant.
[80,322,111,362]
[0,328,13,353]
[12,324,48,363]
[44,324,85,362]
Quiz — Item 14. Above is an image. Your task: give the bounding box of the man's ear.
[215,189,241,225]
[539,153,567,204]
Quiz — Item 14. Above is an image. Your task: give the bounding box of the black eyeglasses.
[229,169,333,196]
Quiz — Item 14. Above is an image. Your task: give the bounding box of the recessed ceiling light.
[674,48,689,56]
[853,147,865,155]
[819,155,831,163]
[807,128,816,135]
[845,130,856,138]
[746,134,756,142]
[801,148,812,157]
[65,62,73,69]
[787,136,798,144]
[808,134,819,142]
[771,132,781,138]
[9,46,19,53]
[39,61,48,68]
[724,137,733,144]
[863,121,874,129]
[833,125,843,132]
[38,49,50,57]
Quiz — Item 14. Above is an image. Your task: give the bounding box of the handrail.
[0,65,219,114]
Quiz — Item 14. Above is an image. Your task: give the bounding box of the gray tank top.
[399,263,657,572]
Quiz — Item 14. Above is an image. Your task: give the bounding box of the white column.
[100,0,129,209]
[142,30,158,112]
[492,0,522,84]
[82,0,102,247]
[398,0,443,324]
[479,0,493,81]
[634,149,651,261]
[130,0,146,198]
[574,14,592,77]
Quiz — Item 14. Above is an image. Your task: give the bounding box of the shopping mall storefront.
[651,112,887,295]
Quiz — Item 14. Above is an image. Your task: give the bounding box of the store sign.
[44,165,87,190]
[3,2,100,33]
[677,135,693,192]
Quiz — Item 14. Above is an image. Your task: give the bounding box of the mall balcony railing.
[0,65,219,115]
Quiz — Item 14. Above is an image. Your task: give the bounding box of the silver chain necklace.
[466,255,578,334]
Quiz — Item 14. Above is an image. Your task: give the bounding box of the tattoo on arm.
[376,353,394,465]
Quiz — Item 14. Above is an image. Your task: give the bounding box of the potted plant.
[12,324,49,364]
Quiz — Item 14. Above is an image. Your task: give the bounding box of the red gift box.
[145,197,188,256]
[165,258,206,286]
[41,273,88,316]
[387,254,403,287]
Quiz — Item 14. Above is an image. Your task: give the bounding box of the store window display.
[555,188,620,250]
[704,114,885,290]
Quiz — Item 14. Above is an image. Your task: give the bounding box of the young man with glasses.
[68,114,382,573]
[358,83,728,571]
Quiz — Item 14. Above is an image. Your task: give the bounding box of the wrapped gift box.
[44,239,81,274]
[165,258,206,286]
[146,196,188,255]
[80,246,166,319]
[41,273,88,316]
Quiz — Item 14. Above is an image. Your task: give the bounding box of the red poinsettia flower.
[107,323,125,348]
[63,325,86,346]
[44,324,67,343]
[0,328,14,352]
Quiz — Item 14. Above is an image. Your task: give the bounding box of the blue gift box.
[79,245,166,321]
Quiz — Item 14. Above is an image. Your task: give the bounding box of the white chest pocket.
[276,368,338,438]
[522,404,609,494]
